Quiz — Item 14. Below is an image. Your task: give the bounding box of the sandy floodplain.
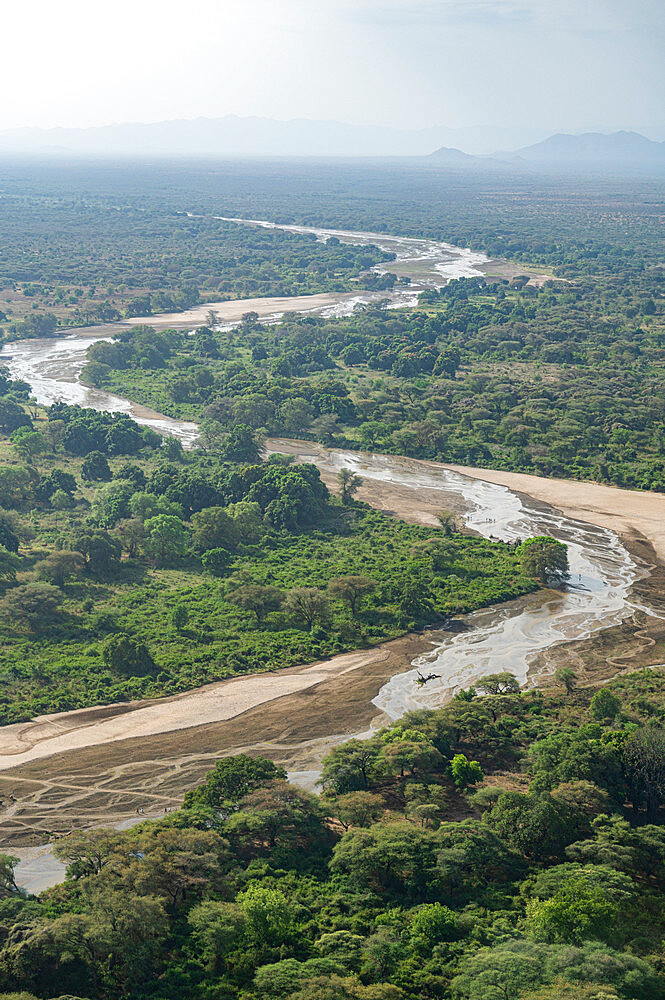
[61,293,359,340]
[442,464,665,563]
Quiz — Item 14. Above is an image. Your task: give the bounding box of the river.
[0,219,650,890]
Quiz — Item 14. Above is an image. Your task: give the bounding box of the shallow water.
[264,442,644,719]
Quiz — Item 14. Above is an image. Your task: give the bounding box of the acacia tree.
[284,587,330,630]
[101,634,155,676]
[1,582,63,631]
[476,672,520,696]
[555,667,578,695]
[327,576,375,617]
[320,740,384,793]
[623,728,665,818]
[226,584,285,625]
[331,791,384,830]
[143,515,188,564]
[34,550,84,589]
[437,510,457,536]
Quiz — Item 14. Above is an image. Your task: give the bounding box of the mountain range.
[0,116,549,159]
[431,130,665,173]
[0,116,663,172]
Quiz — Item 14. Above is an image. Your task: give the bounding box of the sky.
[2,0,663,134]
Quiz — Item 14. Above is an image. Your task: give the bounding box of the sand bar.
[442,464,665,563]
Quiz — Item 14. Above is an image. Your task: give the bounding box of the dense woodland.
[2,666,665,999]
[93,261,665,488]
[0,200,390,332]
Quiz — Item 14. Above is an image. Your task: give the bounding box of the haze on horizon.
[4,0,664,141]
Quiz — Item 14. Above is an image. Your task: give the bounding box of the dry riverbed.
[0,452,663,845]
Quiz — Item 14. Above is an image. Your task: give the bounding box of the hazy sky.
[3,0,663,132]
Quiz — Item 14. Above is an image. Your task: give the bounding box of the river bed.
[0,220,651,892]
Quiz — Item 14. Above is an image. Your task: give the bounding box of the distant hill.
[0,115,550,159]
[504,130,665,170]
[427,145,481,165]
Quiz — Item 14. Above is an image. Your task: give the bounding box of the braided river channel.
[0,221,654,887]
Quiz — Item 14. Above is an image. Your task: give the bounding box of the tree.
[320,740,385,793]
[187,900,245,973]
[0,582,63,631]
[452,943,544,1000]
[10,427,46,462]
[0,515,19,554]
[623,727,665,817]
[328,576,376,617]
[332,792,384,830]
[91,480,133,527]
[101,633,155,676]
[486,791,576,861]
[124,827,228,911]
[476,672,520,696]
[518,536,569,584]
[201,547,232,576]
[449,753,484,790]
[288,975,403,1000]
[0,399,31,433]
[0,545,20,594]
[409,903,458,956]
[184,754,286,812]
[383,739,443,779]
[223,423,262,463]
[190,506,239,553]
[284,587,330,630]
[338,467,363,504]
[525,877,621,946]
[171,603,189,632]
[237,882,292,948]
[519,982,619,1000]
[555,667,578,695]
[226,584,284,624]
[34,550,84,589]
[72,528,122,577]
[590,688,621,722]
[116,517,145,558]
[53,828,124,878]
[81,450,112,482]
[0,466,33,508]
[436,509,457,535]
[330,822,439,902]
[311,413,340,444]
[143,514,188,564]
[50,488,74,520]
[226,780,331,862]
[0,853,19,897]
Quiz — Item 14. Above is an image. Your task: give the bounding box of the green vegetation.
[0,198,391,333]
[0,373,537,723]
[93,266,665,490]
[1,157,664,1000]
[2,666,665,998]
